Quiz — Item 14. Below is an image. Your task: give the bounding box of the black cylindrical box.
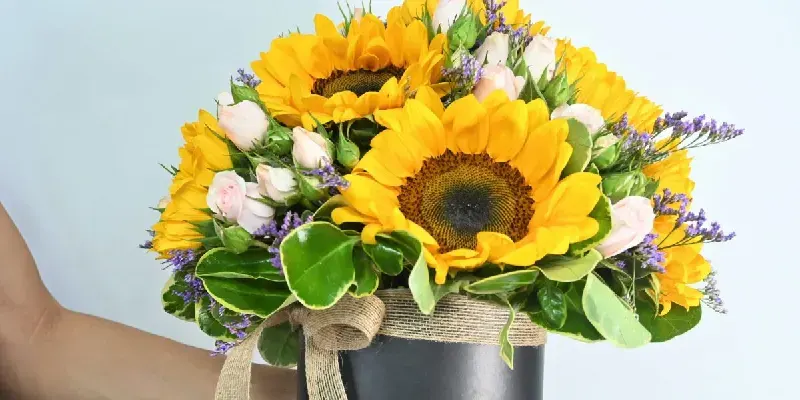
[298,334,545,400]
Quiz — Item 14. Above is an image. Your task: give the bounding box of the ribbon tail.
[304,336,349,400]
[214,322,266,400]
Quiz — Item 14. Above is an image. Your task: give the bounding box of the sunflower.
[557,41,663,133]
[151,110,232,257]
[251,12,447,130]
[332,88,602,284]
[400,0,550,36]
[644,150,709,315]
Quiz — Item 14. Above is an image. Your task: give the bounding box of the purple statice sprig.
[235,68,261,88]
[161,249,208,305]
[613,233,667,274]
[212,312,258,356]
[652,111,744,154]
[483,0,534,47]
[609,114,659,169]
[302,162,350,190]
[653,189,736,249]
[442,51,484,102]
[701,270,728,314]
[254,211,314,271]
[139,230,155,250]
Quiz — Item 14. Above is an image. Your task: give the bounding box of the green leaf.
[196,295,237,341]
[202,277,292,318]
[569,195,613,255]
[526,281,603,342]
[220,226,253,254]
[519,73,545,103]
[363,241,404,276]
[230,80,261,104]
[281,222,357,309]
[313,195,347,221]
[498,296,516,369]
[537,284,567,329]
[350,247,380,298]
[582,274,651,348]
[464,270,539,295]
[258,321,301,368]
[161,271,196,321]
[636,299,702,342]
[395,231,436,315]
[432,276,474,302]
[537,250,602,282]
[191,219,218,238]
[562,119,593,176]
[196,248,285,282]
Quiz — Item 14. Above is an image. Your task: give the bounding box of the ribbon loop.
[291,295,385,352]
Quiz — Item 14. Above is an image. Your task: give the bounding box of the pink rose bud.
[291,127,331,169]
[596,196,656,258]
[256,164,299,203]
[216,91,234,115]
[523,35,557,80]
[207,171,275,234]
[432,0,467,32]
[238,183,276,234]
[475,32,510,66]
[551,103,606,135]
[218,100,269,152]
[473,65,526,102]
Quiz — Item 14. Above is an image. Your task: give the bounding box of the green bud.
[592,135,621,171]
[336,134,361,170]
[447,15,480,51]
[221,226,252,254]
[230,79,261,104]
[297,174,328,203]
[265,124,293,156]
[542,73,572,109]
[601,171,647,203]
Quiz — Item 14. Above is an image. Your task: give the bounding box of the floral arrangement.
[142,0,741,367]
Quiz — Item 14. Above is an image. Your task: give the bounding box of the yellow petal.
[476,232,517,262]
[442,95,486,153]
[361,223,384,245]
[526,99,550,131]
[402,20,427,63]
[415,86,445,118]
[341,174,399,217]
[403,99,447,156]
[353,152,406,187]
[331,206,375,225]
[486,100,528,162]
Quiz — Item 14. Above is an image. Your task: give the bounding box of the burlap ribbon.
[214,289,547,400]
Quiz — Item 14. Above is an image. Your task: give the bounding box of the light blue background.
[1,0,796,398]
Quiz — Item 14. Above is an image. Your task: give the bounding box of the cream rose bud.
[238,183,276,234]
[432,0,466,32]
[218,100,269,152]
[216,91,234,115]
[156,195,171,209]
[551,103,606,134]
[523,35,557,80]
[475,32,510,66]
[292,127,331,169]
[207,171,247,221]
[256,164,299,202]
[353,7,364,21]
[596,196,656,258]
[473,65,526,102]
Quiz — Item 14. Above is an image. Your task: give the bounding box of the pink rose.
[473,65,525,102]
[207,171,275,234]
[218,100,269,152]
[292,127,331,169]
[596,196,656,258]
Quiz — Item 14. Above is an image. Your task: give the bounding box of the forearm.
[2,307,297,400]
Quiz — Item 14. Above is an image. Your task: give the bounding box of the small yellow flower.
[332,88,602,284]
[252,11,447,130]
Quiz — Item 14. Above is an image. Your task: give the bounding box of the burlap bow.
[214,289,547,400]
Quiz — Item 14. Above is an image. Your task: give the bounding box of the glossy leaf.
[350,247,380,298]
[636,299,702,342]
[433,276,475,302]
[394,231,436,315]
[281,222,357,309]
[196,295,237,341]
[161,271,196,321]
[313,195,348,221]
[561,119,593,176]
[202,277,292,318]
[498,296,516,369]
[464,270,539,295]
[537,284,567,329]
[196,248,285,282]
[538,250,602,282]
[582,274,651,348]
[258,321,301,368]
[363,241,404,276]
[569,195,612,255]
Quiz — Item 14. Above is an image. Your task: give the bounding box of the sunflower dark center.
[312,66,405,97]
[398,151,535,252]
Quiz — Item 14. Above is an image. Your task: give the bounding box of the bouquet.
[142,0,741,380]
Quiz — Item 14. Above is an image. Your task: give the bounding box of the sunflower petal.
[486,100,528,162]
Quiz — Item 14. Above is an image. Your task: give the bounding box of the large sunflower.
[151,110,232,257]
[644,150,710,315]
[251,12,446,130]
[332,88,602,284]
[400,0,550,36]
[557,41,663,132]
